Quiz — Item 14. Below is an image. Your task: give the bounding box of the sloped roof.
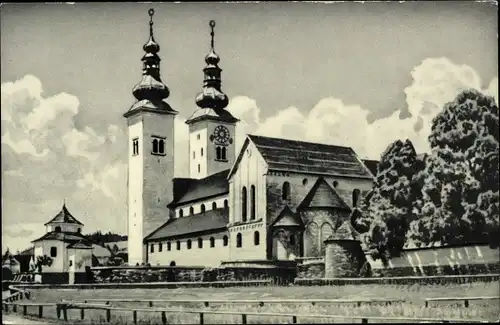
[44,204,83,226]
[242,135,373,179]
[67,242,93,249]
[185,107,239,125]
[17,247,34,256]
[326,220,360,242]
[168,169,230,208]
[32,231,90,244]
[361,159,379,176]
[92,244,112,257]
[298,177,350,210]
[145,207,229,241]
[124,98,178,118]
[271,205,304,228]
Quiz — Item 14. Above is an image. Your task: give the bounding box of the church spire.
[195,20,229,111]
[132,8,170,102]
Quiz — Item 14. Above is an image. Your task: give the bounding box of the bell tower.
[186,20,239,179]
[124,9,178,265]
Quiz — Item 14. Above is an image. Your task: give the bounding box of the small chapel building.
[125,10,376,267]
[31,204,93,283]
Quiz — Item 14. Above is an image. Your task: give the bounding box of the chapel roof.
[67,242,93,249]
[325,219,361,242]
[270,205,304,228]
[145,207,229,241]
[168,169,230,208]
[229,135,374,179]
[31,231,90,244]
[297,177,351,210]
[44,204,84,226]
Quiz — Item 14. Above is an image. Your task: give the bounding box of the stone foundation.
[324,240,366,278]
[296,257,325,278]
[92,266,205,283]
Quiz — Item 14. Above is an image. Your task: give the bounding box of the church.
[126,9,376,267]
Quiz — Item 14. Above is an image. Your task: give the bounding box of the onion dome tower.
[186,20,239,124]
[124,8,178,117]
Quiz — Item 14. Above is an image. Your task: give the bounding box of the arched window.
[282,182,290,200]
[170,261,176,266]
[210,237,215,248]
[187,239,192,250]
[189,206,194,215]
[176,241,181,250]
[352,189,361,208]
[55,226,61,232]
[158,139,165,154]
[152,139,158,153]
[212,202,217,210]
[198,238,203,248]
[201,148,204,157]
[254,231,260,246]
[150,244,155,253]
[159,243,163,252]
[242,187,248,222]
[236,233,242,248]
[250,185,256,220]
[167,242,171,251]
[216,146,222,160]
[179,209,183,218]
[201,204,206,213]
[221,147,227,160]
[304,222,319,257]
[198,164,200,173]
[224,199,228,208]
[223,235,228,246]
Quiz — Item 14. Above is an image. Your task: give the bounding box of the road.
[2,313,53,325]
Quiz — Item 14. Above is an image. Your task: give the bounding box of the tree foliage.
[407,89,499,247]
[85,231,127,246]
[359,139,421,260]
[36,255,53,273]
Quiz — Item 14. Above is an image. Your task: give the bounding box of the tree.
[35,255,53,273]
[408,89,499,247]
[359,139,420,261]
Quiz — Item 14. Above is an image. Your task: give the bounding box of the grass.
[9,281,500,324]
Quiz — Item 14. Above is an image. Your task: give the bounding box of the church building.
[126,10,375,267]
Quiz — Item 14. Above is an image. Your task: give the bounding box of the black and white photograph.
[1,2,499,324]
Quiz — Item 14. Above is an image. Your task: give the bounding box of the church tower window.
[216,146,222,160]
[152,137,166,155]
[282,182,290,200]
[254,231,260,246]
[236,233,242,248]
[132,138,139,156]
[152,139,158,153]
[242,187,248,222]
[221,147,227,161]
[250,185,256,220]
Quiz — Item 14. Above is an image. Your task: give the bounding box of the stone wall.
[296,258,325,278]
[324,240,366,278]
[92,266,206,283]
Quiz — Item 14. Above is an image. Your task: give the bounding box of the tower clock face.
[214,125,230,144]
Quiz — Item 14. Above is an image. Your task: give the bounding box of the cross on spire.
[210,20,216,50]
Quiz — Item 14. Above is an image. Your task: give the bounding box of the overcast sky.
[1,2,498,252]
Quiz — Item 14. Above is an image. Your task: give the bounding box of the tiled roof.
[168,170,230,208]
[67,242,93,249]
[44,204,83,226]
[247,135,373,179]
[31,231,90,244]
[271,205,304,228]
[361,159,379,176]
[298,177,350,210]
[145,207,229,241]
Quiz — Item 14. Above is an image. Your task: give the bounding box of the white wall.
[228,222,267,260]
[68,248,93,272]
[147,232,230,267]
[34,240,67,273]
[46,223,81,233]
[175,195,228,218]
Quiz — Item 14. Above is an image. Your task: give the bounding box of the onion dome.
[195,20,229,111]
[132,8,170,102]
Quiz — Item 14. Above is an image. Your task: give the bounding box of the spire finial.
[209,20,216,50]
[148,8,155,37]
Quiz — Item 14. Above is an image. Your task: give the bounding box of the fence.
[425,296,500,308]
[3,298,495,324]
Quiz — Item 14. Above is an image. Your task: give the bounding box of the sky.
[1,2,498,253]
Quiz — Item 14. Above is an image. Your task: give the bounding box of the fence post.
[242,314,247,324]
[38,305,43,318]
[161,311,167,325]
[63,304,68,322]
[292,316,297,324]
[13,303,17,313]
[204,301,209,307]
[425,301,429,308]
[199,312,204,325]
[361,318,368,323]
[81,308,85,320]
[149,301,153,307]
[106,309,111,322]
[56,305,61,319]
[23,305,27,316]
[464,299,469,308]
[133,310,138,325]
